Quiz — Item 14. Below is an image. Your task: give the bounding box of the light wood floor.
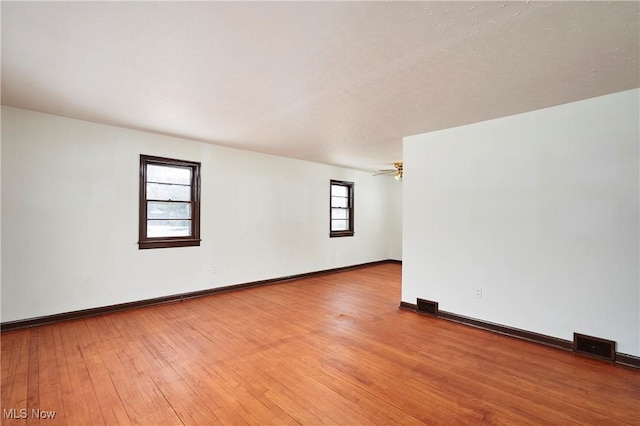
[2,263,639,425]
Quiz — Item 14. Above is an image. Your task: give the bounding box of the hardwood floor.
[2,263,639,425]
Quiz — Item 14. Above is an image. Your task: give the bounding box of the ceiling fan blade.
[373,162,402,177]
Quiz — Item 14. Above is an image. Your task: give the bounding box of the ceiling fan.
[374,162,403,180]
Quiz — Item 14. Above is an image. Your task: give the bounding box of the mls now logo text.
[3,408,57,419]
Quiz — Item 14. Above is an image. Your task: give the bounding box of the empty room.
[1,1,639,425]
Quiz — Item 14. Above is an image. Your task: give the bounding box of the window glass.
[147,164,191,185]
[146,183,191,201]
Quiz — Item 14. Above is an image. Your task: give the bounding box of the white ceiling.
[2,1,638,172]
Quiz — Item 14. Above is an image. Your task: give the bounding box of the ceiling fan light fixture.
[394,162,403,180]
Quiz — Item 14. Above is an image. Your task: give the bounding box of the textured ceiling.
[2,1,638,172]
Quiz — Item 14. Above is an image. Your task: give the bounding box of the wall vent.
[416,299,438,316]
[573,333,616,362]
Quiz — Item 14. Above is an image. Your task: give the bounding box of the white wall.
[0,108,2,323]
[387,178,403,261]
[403,89,639,356]
[1,107,392,322]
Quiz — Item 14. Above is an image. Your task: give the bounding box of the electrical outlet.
[475,288,483,299]
[211,265,218,274]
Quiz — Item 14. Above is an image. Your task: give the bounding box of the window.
[139,155,201,249]
[330,180,354,237]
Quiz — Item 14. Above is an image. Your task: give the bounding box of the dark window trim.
[139,155,201,249]
[330,179,354,238]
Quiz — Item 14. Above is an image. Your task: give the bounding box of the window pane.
[147,220,191,237]
[331,219,349,231]
[331,208,348,220]
[331,184,348,197]
[147,183,191,201]
[331,197,348,208]
[148,202,191,219]
[147,164,191,185]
